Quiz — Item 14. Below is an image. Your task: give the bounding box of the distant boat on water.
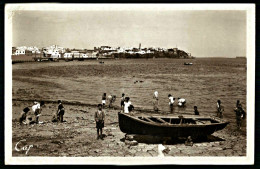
[184,62,193,65]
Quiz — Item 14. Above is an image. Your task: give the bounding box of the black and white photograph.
[5,4,255,165]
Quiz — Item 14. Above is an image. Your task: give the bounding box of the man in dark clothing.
[194,106,199,115]
[121,93,125,110]
[216,100,224,118]
[57,100,65,122]
[95,104,105,140]
[234,100,246,130]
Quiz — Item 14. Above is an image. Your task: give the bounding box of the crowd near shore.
[18,90,246,141]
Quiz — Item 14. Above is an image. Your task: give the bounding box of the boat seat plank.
[153,117,170,124]
[143,117,155,123]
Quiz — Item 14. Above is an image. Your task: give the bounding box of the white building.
[80,53,88,58]
[64,53,73,59]
[15,49,25,55]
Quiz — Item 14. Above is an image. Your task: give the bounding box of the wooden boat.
[118,112,229,138]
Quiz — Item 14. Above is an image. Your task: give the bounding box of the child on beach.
[194,106,199,115]
[216,100,224,118]
[124,97,132,113]
[234,100,246,130]
[57,100,65,122]
[153,91,159,112]
[102,93,106,109]
[168,94,175,114]
[108,95,116,108]
[18,107,30,124]
[94,104,105,140]
[51,112,58,122]
[32,101,44,124]
[121,93,125,110]
[178,98,186,107]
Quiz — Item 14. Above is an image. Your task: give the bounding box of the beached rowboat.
[118,112,229,138]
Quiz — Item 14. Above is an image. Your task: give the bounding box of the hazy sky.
[12,10,246,57]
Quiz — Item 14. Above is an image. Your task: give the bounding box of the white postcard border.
[5,3,255,165]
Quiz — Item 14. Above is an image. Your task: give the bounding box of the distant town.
[12,44,194,62]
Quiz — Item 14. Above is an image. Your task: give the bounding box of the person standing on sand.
[57,100,65,122]
[194,106,199,115]
[124,97,132,113]
[121,93,125,110]
[102,93,106,109]
[168,94,175,114]
[153,91,159,112]
[32,101,44,124]
[18,107,30,124]
[234,100,246,130]
[107,95,116,108]
[94,104,105,140]
[216,100,224,118]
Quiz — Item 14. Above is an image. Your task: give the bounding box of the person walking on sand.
[57,100,65,122]
[32,101,44,124]
[120,93,125,110]
[95,104,105,140]
[153,91,159,112]
[168,94,175,114]
[124,97,132,114]
[18,107,30,124]
[102,93,106,109]
[194,106,199,115]
[234,100,246,130]
[216,100,224,118]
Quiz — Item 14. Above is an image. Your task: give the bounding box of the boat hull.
[118,112,229,138]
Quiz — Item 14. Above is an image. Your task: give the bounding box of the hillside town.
[12,44,193,62]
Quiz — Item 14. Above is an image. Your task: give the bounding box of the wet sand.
[12,58,247,156]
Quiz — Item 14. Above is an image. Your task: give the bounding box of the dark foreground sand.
[12,101,246,157]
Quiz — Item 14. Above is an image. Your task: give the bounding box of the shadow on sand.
[120,134,225,145]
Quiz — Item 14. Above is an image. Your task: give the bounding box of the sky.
[12,10,247,58]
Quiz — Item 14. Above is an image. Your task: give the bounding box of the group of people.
[153,91,246,130]
[216,99,246,130]
[101,93,134,114]
[95,92,135,140]
[96,93,246,139]
[18,100,65,125]
[101,93,117,108]
[153,91,189,114]
[18,92,246,142]
[19,101,45,124]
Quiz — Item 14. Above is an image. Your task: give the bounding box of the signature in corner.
[15,139,33,155]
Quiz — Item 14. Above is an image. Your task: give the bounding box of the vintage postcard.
[5,3,255,165]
